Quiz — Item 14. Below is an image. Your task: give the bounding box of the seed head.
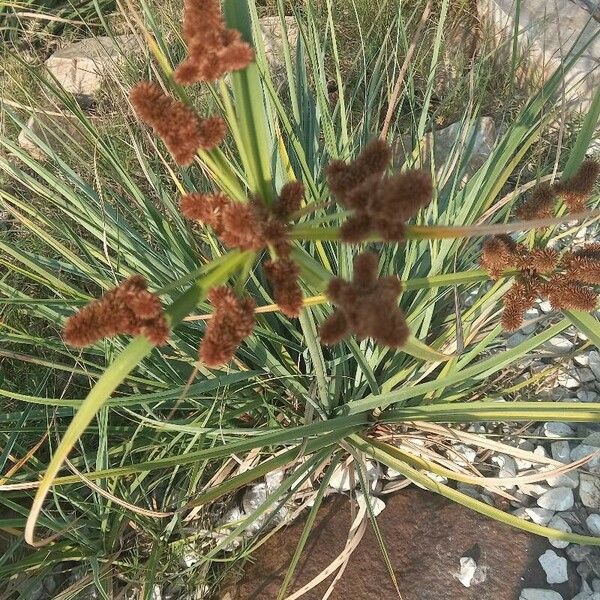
[500,276,539,332]
[321,251,408,347]
[515,182,557,221]
[554,159,600,213]
[199,286,255,367]
[130,82,225,164]
[64,276,169,347]
[540,277,598,311]
[180,193,229,235]
[264,258,303,318]
[174,0,254,84]
[327,139,392,203]
[480,235,521,279]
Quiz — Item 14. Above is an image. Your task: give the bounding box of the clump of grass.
[1,0,600,598]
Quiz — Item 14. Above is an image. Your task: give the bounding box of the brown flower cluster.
[516,160,600,219]
[130,82,226,165]
[320,252,409,347]
[199,286,255,367]
[174,0,254,84]
[182,182,305,317]
[327,140,433,242]
[480,235,600,330]
[64,276,170,347]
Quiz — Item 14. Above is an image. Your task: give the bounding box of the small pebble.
[557,372,579,389]
[547,514,571,549]
[579,367,596,383]
[538,549,568,584]
[519,590,562,600]
[456,556,477,587]
[546,471,579,489]
[525,507,555,525]
[587,514,600,536]
[537,487,574,511]
[355,492,386,517]
[579,390,599,402]
[543,422,574,438]
[550,441,571,464]
[566,545,593,562]
[589,351,600,380]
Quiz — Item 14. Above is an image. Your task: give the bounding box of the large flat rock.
[223,488,580,599]
[45,35,140,100]
[478,0,600,113]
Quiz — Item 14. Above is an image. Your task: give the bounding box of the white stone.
[580,368,597,383]
[551,441,571,463]
[519,483,550,498]
[329,460,380,492]
[400,118,496,180]
[151,585,162,600]
[546,471,579,489]
[579,390,599,402]
[46,35,140,99]
[587,514,600,536]
[456,556,477,587]
[575,353,591,367]
[557,372,579,389]
[478,0,600,113]
[258,16,299,84]
[581,474,600,509]
[265,470,285,493]
[538,301,553,314]
[525,507,555,525]
[220,506,243,525]
[452,444,478,466]
[544,422,574,438]
[538,549,569,584]
[355,491,386,517]
[242,483,268,514]
[590,351,600,380]
[537,487,574,511]
[491,453,518,477]
[543,336,574,353]
[520,591,563,600]
[571,444,600,473]
[548,514,572,549]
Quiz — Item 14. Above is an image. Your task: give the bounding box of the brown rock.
[224,488,579,600]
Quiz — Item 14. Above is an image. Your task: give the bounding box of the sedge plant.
[2,0,600,596]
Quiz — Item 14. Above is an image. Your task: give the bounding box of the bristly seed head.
[480,234,522,279]
[515,182,557,221]
[539,277,598,311]
[328,140,432,243]
[264,258,303,318]
[554,159,600,213]
[174,0,254,84]
[130,82,225,165]
[320,251,408,347]
[64,276,170,347]
[199,286,255,368]
[500,276,540,332]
